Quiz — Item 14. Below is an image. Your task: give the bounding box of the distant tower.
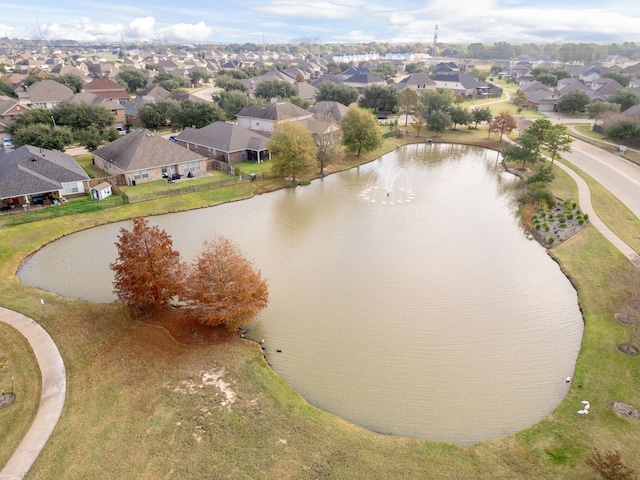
[432,25,439,56]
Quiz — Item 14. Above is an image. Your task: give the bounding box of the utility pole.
[433,25,439,57]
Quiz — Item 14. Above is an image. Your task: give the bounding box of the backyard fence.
[0,195,125,227]
[122,172,273,204]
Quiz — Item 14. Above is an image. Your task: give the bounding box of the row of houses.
[0,98,350,209]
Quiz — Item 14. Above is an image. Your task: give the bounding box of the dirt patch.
[608,401,640,421]
[137,308,239,346]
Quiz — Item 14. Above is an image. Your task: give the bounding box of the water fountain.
[361,166,415,205]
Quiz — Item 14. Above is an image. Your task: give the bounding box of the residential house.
[83,78,130,105]
[579,65,603,86]
[308,101,349,122]
[586,77,624,101]
[92,128,207,184]
[555,78,588,96]
[174,121,270,164]
[0,145,90,209]
[430,71,483,97]
[236,101,314,134]
[342,73,385,92]
[396,73,437,93]
[386,52,414,62]
[17,79,74,109]
[520,82,559,111]
[0,95,29,134]
[67,92,126,127]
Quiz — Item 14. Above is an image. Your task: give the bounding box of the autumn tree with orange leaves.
[111,217,185,316]
[489,111,517,142]
[184,236,269,331]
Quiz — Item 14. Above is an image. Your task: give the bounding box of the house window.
[242,150,247,159]
[183,162,201,173]
[133,170,149,180]
[63,182,79,194]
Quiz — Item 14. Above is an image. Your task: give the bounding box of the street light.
[50,116,56,127]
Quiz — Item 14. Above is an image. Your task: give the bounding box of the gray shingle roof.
[93,128,206,172]
[25,80,74,103]
[236,102,312,121]
[175,122,269,153]
[308,101,348,122]
[0,145,89,199]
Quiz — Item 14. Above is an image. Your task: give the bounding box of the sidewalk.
[0,307,66,480]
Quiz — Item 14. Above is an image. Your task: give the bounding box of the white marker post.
[40,298,47,319]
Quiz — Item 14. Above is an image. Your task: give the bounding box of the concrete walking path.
[553,160,640,268]
[0,307,66,480]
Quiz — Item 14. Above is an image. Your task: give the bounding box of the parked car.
[2,137,13,148]
[115,127,127,136]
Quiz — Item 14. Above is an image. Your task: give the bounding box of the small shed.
[90,182,113,201]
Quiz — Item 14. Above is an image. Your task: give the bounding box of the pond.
[19,143,584,445]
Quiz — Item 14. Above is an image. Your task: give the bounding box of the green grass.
[2,126,640,478]
[0,322,42,468]
[73,154,108,179]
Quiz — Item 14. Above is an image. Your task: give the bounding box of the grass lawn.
[1,125,640,478]
[74,153,109,179]
[0,322,42,468]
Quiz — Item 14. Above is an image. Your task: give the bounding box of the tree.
[190,69,213,87]
[268,121,318,184]
[610,89,640,112]
[420,89,453,115]
[341,106,382,156]
[6,107,56,133]
[427,111,452,136]
[558,90,590,114]
[410,113,427,137]
[489,111,517,142]
[154,73,190,92]
[10,124,74,150]
[471,106,493,128]
[526,118,554,158]
[184,236,269,331]
[314,117,343,175]
[536,72,557,87]
[215,74,246,92]
[611,268,640,355]
[586,102,620,124]
[169,100,225,130]
[214,90,255,119]
[397,88,419,126]
[543,123,573,163]
[0,78,15,97]
[138,98,179,129]
[603,71,632,88]
[52,74,84,93]
[315,81,358,106]
[117,67,149,93]
[501,130,540,168]
[606,117,640,142]
[448,106,472,130]
[372,62,396,79]
[585,448,637,480]
[358,84,398,113]
[53,101,115,132]
[110,218,185,316]
[513,90,528,109]
[254,80,296,100]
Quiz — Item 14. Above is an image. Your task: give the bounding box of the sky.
[0,0,639,46]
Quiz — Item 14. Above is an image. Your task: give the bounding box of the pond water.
[19,143,584,445]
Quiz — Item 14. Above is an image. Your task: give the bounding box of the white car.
[2,137,13,148]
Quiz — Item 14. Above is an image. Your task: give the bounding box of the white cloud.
[0,24,31,39]
[40,17,124,42]
[158,22,213,42]
[128,17,155,40]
